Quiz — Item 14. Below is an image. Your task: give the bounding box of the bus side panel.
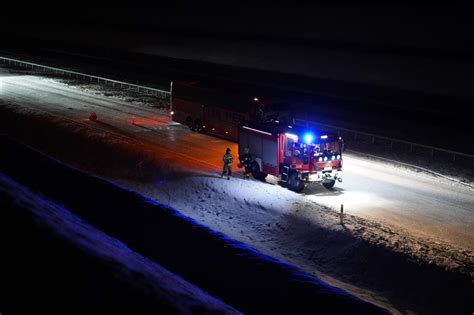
[216,108,247,142]
[175,103,242,142]
[172,98,203,125]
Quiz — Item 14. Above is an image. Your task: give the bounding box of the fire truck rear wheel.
[322,180,336,189]
[288,172,305,192]
[251,162,266,181]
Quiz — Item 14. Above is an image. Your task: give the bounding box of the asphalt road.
[1,68,472,251]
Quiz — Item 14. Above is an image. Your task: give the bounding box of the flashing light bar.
[320,135,328,139]
[285,133,299,141]
[242,126,272,136]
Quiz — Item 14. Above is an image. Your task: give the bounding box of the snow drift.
[0,173,241,314]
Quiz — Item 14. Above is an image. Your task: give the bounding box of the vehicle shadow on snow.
[302,185,345,196]
[273,179,345,196]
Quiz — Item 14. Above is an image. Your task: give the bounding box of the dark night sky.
[2,1,473,101]
[3,2,473,55]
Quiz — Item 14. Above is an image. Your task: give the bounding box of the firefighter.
[221,148,233,180]
[239,147,253,179]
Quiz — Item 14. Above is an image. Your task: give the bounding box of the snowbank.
[0,135,388,314]
[0,173,241,314]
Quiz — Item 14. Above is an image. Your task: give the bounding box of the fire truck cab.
[239,122,344,192]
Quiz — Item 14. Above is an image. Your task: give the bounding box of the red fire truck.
[238,122,344,192]
[171,82,344,192]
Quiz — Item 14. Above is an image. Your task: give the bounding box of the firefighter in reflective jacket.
[222,148,233,180]
[239,147,253,179]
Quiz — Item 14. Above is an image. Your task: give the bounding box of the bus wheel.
[186,117,194,130]
[288,172,305,192]
[322,180,336,189]
[194,119,204,132]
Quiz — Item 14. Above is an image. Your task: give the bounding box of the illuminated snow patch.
[306,189,394,216]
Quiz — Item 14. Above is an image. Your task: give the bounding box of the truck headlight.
[318,157,323,162]
[337,154,341,160]
[331,155,335,161]
[323,156,328,161]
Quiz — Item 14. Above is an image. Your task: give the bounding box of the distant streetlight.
[253,97,265,107]
[253,97,265,121]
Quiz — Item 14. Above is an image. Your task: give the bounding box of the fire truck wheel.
[323,180,336,189]
[288,172,305,192]
[186,117,194,130]
[251,162,266,181]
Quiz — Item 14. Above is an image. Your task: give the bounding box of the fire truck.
[171,81,292,141]
[238,122,344,192]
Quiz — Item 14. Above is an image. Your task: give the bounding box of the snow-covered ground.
[0,66,473,313]
[0,136,388,315]
[0,173,241,314]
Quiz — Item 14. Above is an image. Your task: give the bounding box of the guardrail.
[0,56,171,100]
[295,118,474,163]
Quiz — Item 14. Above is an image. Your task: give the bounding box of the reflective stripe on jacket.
[223,153,233,165]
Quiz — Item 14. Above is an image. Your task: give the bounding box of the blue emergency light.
[304,133,314,144]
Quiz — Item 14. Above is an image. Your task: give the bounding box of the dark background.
[4,2,474,53]
[1,1,473,151]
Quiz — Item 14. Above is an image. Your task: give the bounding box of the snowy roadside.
[0,136,389,315]
[0,100,472,314]
[0,172,241,314]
